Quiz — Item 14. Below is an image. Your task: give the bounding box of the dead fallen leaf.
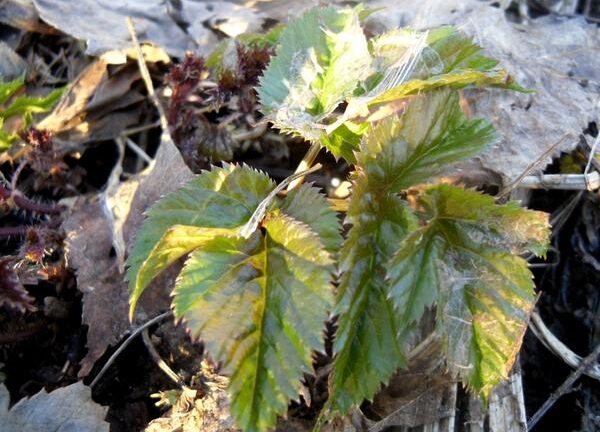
[0,381,109,432]
[63,132,194,377]
[0,0,58,34]
[31,0,265,58]
[36,59,146,153]
[0,41,27,81]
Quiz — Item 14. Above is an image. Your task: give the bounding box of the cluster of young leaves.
[257,6,523,162]
[127,6,550,432]
[0,77,63,150]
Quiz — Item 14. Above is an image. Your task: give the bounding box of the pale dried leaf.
[0,382,109,432]
[0,42,27,81]
[31,0,264,58]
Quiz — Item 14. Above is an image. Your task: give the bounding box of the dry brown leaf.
[0,0,58,34]
[63,133,193,377]
[38,59,145,151]
[0,41,27,81]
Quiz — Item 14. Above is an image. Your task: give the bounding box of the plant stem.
[0,226,29,237]
[528,342,600,429]
[287,141,321,192]
[12,194,63,215]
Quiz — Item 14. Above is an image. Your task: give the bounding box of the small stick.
[528,342,600,429]
[125,17,168,132]
[496,133,571,199]
[124,137,153,165]
[89,311,172,388]
[0,226,29,238]
[529,311,600,381]
[141,327,183,386]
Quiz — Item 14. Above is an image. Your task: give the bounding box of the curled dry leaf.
[37,59,144,153]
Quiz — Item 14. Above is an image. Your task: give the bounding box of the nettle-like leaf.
[127,164,340,432]
[387,185,549,395]
[328,26,520,136]
[325,77,546,413]
[174,214,333,431]
[257,6,371,160]
[127,163,276,314]
[327,177,417,414]
[359,88,494,191]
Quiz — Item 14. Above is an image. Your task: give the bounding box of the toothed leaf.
[0,76,24,106]
[127,164,276,312]
[130,225,235,319]
[327,176,418,415]
[339,26,520,125]
[387,184,550,396]
[277,182,342,254]
[359,89,494,191]
[1,88,64,120]
[257,6,370,159]
[173,214,333,432]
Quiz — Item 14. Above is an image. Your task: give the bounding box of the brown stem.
[0,226,29,237]
[12,194,63,215]
[0,185,63,215]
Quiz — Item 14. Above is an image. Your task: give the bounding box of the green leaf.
[0,76,24,106]
[127,164,276,313]
[277,182,342,254]
[358,89,494,192]
[1,87,64,120]
[336,26,521,125]
[386,184,550,396]
[0,128,16,151]
[131,225,235,319]
[257,6,371,159]
[173,213,333,432]
[326,175,418,415]
[426,26,499,73]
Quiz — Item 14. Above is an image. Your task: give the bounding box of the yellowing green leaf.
[127,164,276,313]
[387,184,550,396]
[277,182,342,254]
[130,225,234,319]
[173,214,333,432]
[337,26,522,126]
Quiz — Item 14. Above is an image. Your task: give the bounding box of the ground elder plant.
[127,6,550,432]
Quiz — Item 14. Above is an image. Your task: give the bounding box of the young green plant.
[127,6,550,432]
